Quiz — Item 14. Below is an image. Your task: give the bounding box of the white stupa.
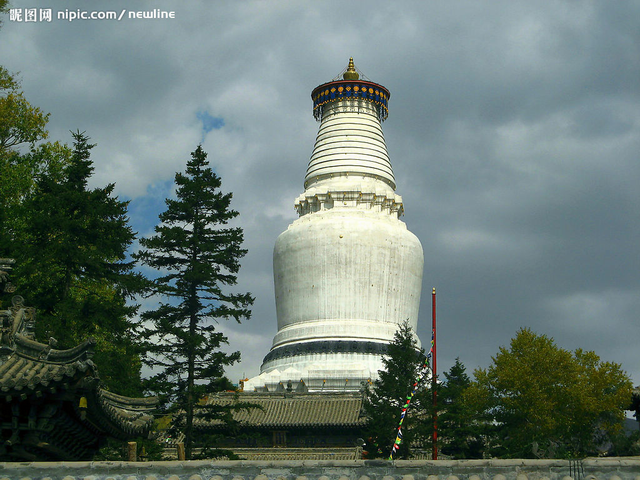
[244,59,424,392]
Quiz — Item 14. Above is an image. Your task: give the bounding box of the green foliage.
[0,67,49,150]
[0,27,147,414]
[0,48,145,396]
[0,0,8,26]
[0,141,70,207]
[0,66,69,261]
[10,132,146,395]
[468,328,633,458]
[607,429,640,457]
[438,358,484,459]
[0,141,73,262]
[135,145,254,459]
[362,320,429,459]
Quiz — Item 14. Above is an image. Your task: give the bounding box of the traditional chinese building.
[0,259,156,461]
[189,390,367,460]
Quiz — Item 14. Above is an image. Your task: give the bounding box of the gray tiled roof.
[94,388,159,437]
[0,302,157,447]
[0,334,96,395]
[198,392,367,429]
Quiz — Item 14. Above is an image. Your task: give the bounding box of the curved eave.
[14,334,96,363]
[85,387,158,439]
[100,388,159,408]
[0,352,97,395]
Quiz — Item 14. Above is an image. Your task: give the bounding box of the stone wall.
[0,458,639,480]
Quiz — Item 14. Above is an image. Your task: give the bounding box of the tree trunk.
[185,259,198,459]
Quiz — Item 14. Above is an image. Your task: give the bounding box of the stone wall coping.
[0,458,638,480]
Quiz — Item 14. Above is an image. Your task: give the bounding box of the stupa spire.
[301,58,398,213]
[343,57,359,80]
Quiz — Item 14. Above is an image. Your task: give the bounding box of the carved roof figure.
[0,259,15,294]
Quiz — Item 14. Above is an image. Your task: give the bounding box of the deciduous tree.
[0,66,49,150]
[468,328,632,458]
[0,0,8,26]
[0,67,70,260]
[0,22,144,395]
[135,145,254,459]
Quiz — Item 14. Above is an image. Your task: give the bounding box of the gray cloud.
[1,0,638,388]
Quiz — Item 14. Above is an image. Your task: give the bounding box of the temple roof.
[92,389,159,438]
[0,292,157,460]
[0,335,96,394]
[197,392,366,430]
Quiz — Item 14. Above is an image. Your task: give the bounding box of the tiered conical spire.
[297,58,401,217]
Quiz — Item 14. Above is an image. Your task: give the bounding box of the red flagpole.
[432,287,438,460]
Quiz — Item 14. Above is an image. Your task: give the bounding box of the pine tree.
[13,131,146,395]
[438,358,484,459]
[135,145,254,459]
[362,321,429,459]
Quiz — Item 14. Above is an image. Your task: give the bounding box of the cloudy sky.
[1,0,639,388]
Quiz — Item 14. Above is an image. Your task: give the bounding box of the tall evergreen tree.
[13,131,146,395]
[1,21,144,394]
[0,34,141,395]
[362,321,429,459]
[438,358,484,459]
[135,145,254,459]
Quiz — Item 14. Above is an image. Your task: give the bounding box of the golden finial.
[343,57,359,80]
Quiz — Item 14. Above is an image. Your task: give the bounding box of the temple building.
[244,59,424,392]
[0,259,157,461]
[191,390,367,460]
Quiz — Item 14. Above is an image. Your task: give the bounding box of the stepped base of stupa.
[242,349,385,392]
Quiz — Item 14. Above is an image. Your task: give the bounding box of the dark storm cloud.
[1,0,638,386]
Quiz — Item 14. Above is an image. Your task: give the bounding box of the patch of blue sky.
[197,110,224,142]
[124,179,175,283]
[126,179,174,239]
